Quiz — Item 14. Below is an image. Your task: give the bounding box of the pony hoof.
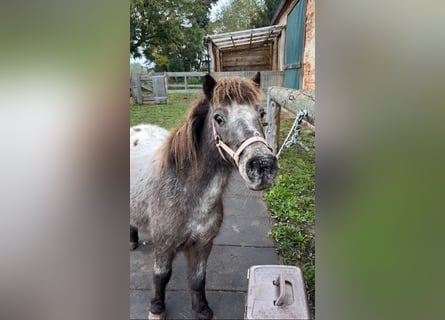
[130,241,139,250]
[148,311,166,320]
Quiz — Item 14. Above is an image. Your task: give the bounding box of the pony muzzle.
[237,148,278,191]
[212,119,278,190]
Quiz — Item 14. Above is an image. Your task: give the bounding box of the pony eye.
[259,108,266,119]
[214,114,224,125]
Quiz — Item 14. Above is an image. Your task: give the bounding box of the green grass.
[130,94,200,128]
[130,103,188,128]
[166,93,197,101]
[263,117,315,316]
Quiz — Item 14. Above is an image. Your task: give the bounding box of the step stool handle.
[273,272,286,306]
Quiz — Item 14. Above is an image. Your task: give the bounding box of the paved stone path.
[130,173,280,319]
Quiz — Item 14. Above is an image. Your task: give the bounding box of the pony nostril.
[246,155,278,179]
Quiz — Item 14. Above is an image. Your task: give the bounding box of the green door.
[284,0,305,89]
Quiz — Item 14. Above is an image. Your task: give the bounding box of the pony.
[130,73,278,319]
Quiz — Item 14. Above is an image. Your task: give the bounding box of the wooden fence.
[265,87,315,153]
[165,72,206,94]
[130,71,285,104]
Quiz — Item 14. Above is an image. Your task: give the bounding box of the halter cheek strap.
[212,120,272,167]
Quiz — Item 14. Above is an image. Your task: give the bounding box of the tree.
[130,0,216,71]
[208,0,282,34]
[255,0,282,27]
[208,0,263,34]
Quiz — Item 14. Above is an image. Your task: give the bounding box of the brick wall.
[302,0,315,91]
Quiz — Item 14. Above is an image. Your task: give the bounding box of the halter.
[211,119,273,167]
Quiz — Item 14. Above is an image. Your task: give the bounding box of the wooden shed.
[204,0,314,91]
[204,25,284,72]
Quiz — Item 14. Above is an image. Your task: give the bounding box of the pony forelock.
[211,77,262,106]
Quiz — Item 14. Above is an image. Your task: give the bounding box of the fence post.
[266,87,281,154]
[130,70,143,104]
[151,75,167,104]
[164,72,168,95]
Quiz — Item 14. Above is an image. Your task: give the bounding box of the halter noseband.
[211,119,273,167]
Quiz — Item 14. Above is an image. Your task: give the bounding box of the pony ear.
[203,74,217,100]
[251,72,261,87]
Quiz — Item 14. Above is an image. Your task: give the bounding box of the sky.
[209,0,231,21]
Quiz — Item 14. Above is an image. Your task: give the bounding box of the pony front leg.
[186,242,214,320]
[149,250,174,320]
